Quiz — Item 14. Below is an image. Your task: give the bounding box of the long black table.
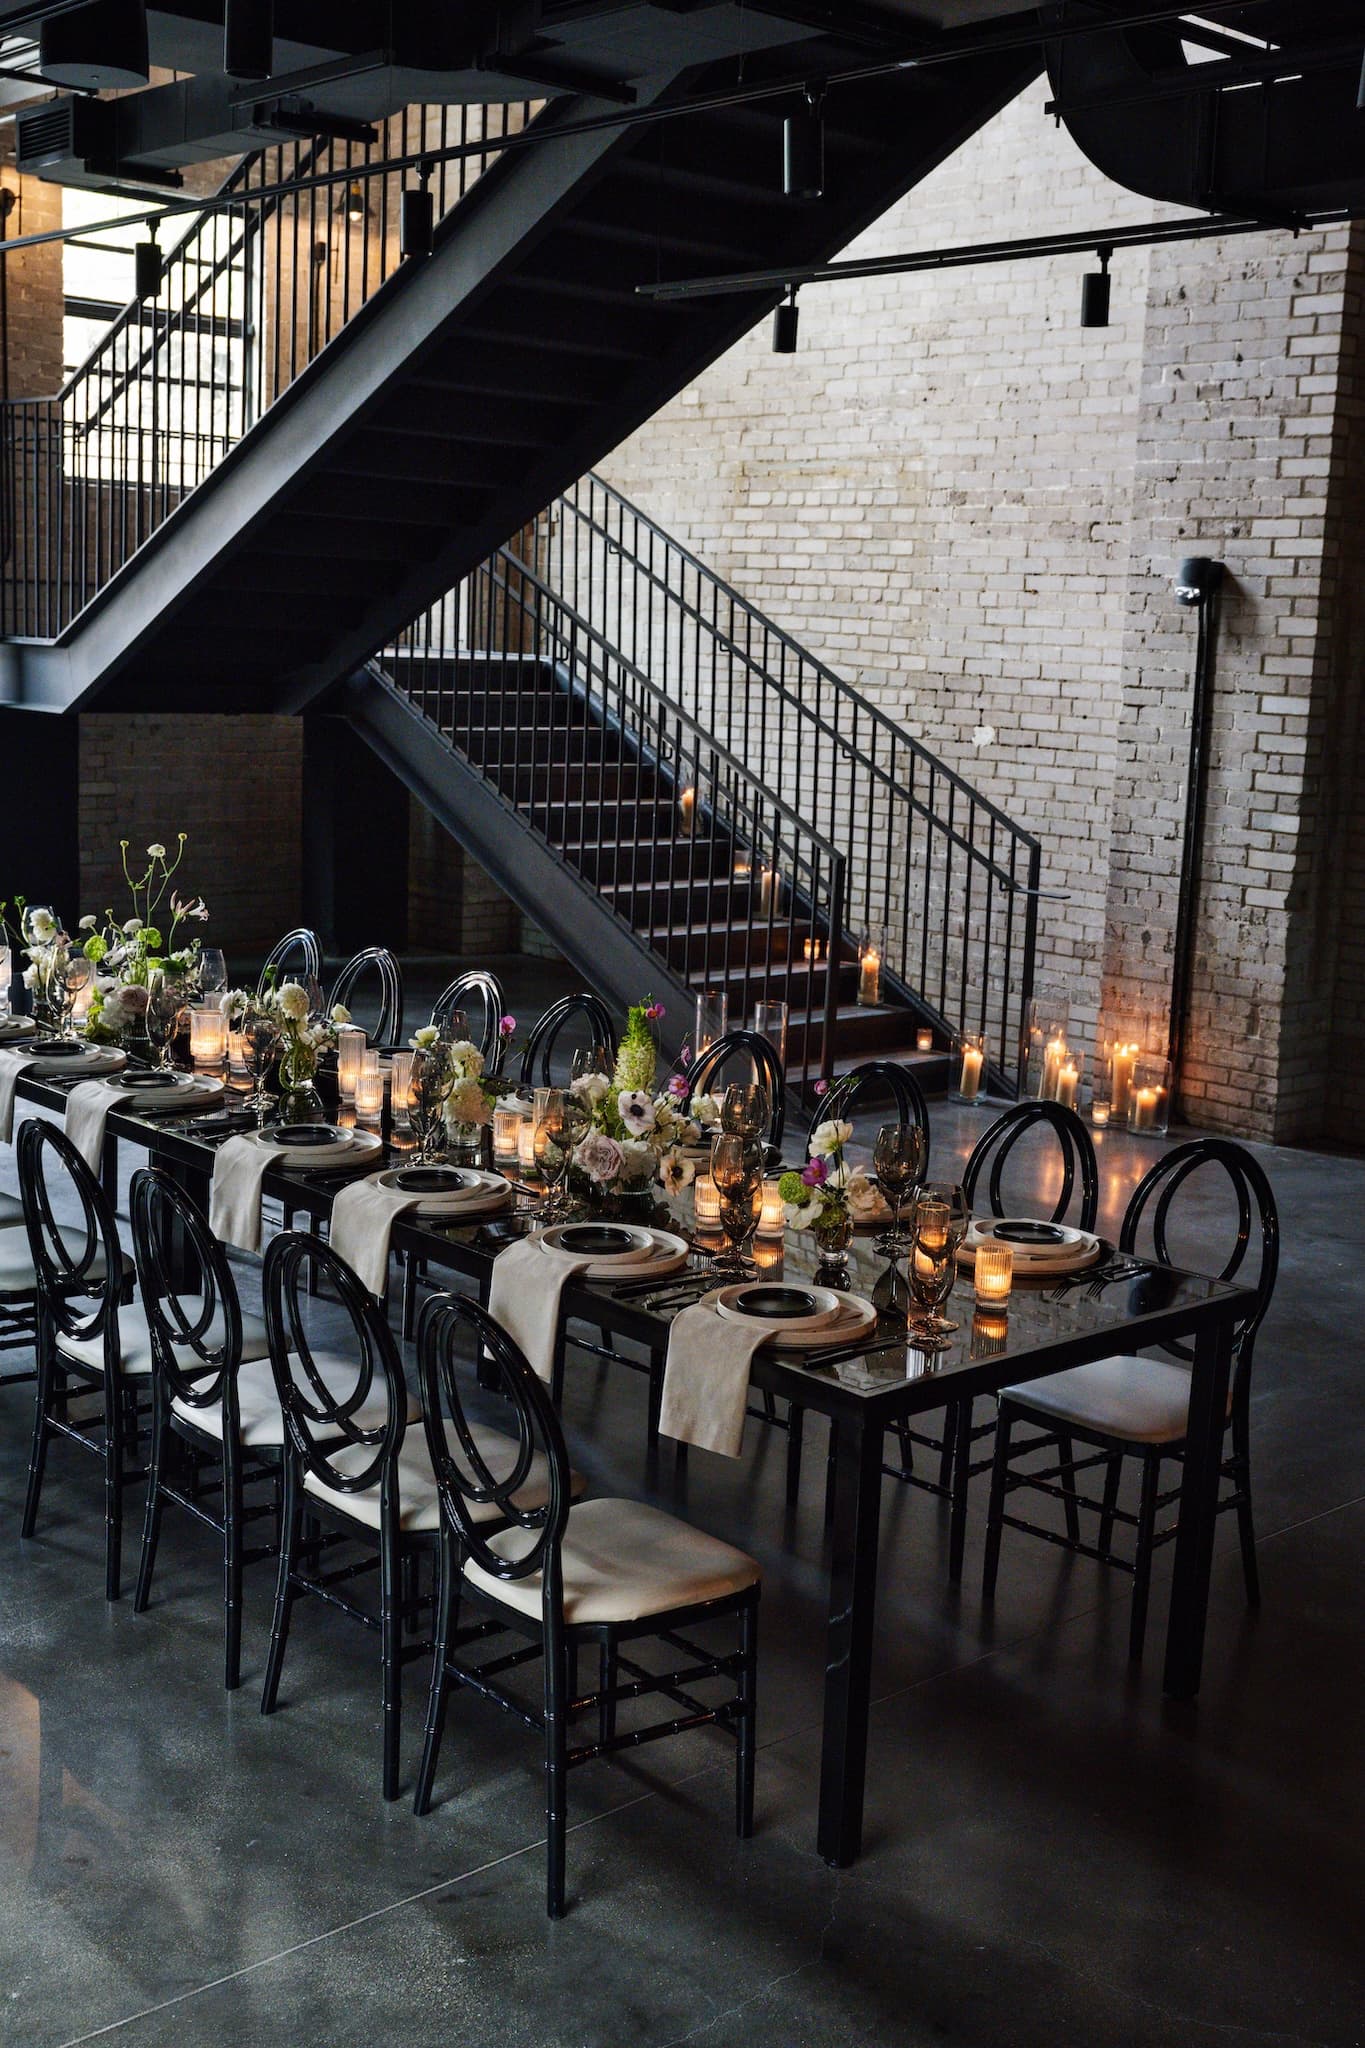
[10,1074,1254,1869]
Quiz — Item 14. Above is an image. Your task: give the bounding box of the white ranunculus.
[22,964,38,988]
[411,1025,440,1050]
[689,1092,722,1128]
[147,842,166,858]
[445,1077,492,1128]
[570,1071,610,1108]
[617,1089,656,1137]
[617,1139,655,1185]
[330,1004,351,1026]
[447,1038,484,1080]
[277,981,310,1023]
[122,917,143,937]
[29,910,55,940]
[78,914,97,932]
[809,1118,853,1158]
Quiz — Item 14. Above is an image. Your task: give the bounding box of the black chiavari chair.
[518,993,616,1088]
[431,970,507,1074]
[257,927,322,995]
[327,947,404,1049]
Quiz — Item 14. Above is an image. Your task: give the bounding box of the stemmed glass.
[197,949,228,999]
[919,1180,970,1258]
[535,1088,588,1215]
[52,952,93,1040]
[409,1042,456,1163]
[907,1193,960,1341]
[872,1122,927,1251]
[721,1084,769,1141]
[711,1131,764,1276]
[146,972,188,1072]
[437,1008,468,1046]
[238,999,281,1122]
[571,1044,612,1086]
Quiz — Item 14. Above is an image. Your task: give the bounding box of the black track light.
[135,232,163,301]
[401,165,434,259]
[1081,245,1112,328]
[772,286,800,354]
[224,0,273,82]
[783,85,825,201]
[40,0,148,90]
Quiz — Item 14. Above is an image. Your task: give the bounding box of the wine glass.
[571,1043,612,1085]
[721,1084,769,1142]
[437,1007,468,1046]
[872,1122,928,1250]
[146,972,188,1072]
[533,1089,570,1215]
[410,1042,455,1162]
[239,1000,281,1121]
[53,953,93,1039]
[711,1131,764,1275]
[198,948,228,998]
[907,1193,959,1342]
[918,1180,970,1257]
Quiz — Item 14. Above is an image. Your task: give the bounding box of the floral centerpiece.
[404,1016,517,1156]
[221,978,351,1116]
[777,1111,858,1265]
[76,837,210,1043]
[566,1000,704,1201]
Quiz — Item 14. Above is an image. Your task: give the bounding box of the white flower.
[447,1038,485,1081]
[617,1089,656,1137]
[29,909,55,940]
[445,1077,492,1128]
[122,917,143,937]
[689,1092,723,1128]
[809,1118,853,1158]
[277,981,310,1023]
[78,915,97,932]
[617,1139,655,1185]
[658,1148,696,1197]
[147,842,166,858]
[330,1004,351,1026]
[571,1071,611,1109]
[411,1025,440,1050]
[22,964,37,988]
[824,1158,851,1193]
[784,1198,822,1231]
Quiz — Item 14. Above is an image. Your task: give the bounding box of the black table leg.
[1163,1312,1234,1700]
[817,1408,884,1867]
[947,1397,973,1584]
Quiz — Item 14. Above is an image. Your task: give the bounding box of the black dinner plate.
[120,1070,186,1090]
[555,1224,641,1256]
[991,1220,1069,1245]
[28,1040,87,1057]
[272,1124,347,1147]
[732,1285,821,1321]
[391,1167,471,1193]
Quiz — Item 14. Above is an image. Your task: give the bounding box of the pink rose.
[575,1131,623,1185]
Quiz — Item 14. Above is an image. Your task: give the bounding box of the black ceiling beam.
[1045,32,1364,119]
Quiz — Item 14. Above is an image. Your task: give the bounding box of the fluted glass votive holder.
[337,1025,367,1103]
[973,1242,1014,1307]
[189,1005,228,1069]
[354,1050,385,1123]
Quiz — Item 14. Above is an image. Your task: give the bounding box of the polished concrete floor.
[1,975,1362,2046]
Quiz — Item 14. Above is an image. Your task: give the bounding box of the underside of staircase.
[2,34,1038,717]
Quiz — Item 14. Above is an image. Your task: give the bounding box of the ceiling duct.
[1043,2,1365,215]
[39,0,148,91]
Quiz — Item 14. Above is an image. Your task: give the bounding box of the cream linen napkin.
[329,1177,427,1297]
[0,1048,37,1145]
[64,1079,133,1171]
[210,1134,287,1254]
[659,1295,769,1459]
[487,1236,594,1385]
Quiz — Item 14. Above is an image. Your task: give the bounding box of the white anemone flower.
[809,1118,853,1158]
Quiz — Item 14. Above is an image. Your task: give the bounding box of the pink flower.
[678,1041,692,1068]
[575,1131,624,1186]
[645,1003,665,1021]
[499,1015,517,1036]
[814,1078,829,1096]
[801,1157,828,1188]
[667,1072,690,1099]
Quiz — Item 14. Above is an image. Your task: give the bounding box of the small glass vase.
[814,1199,854,1281]
[445,1122,484,1166]
[278,1042,323,1124]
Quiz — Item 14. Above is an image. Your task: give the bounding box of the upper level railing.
[537,473,1046,1084]
[1,99,533,639]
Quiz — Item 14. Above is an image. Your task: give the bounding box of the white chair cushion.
[175,1349,415,1452]
[463,1496,761,1627]
[59,1303,270,1381]
[1,1227,118,1299]
[1003,1353,1226,1446]
[304,1422,582,1536]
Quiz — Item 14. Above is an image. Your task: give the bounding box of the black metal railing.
[381,551,849,1094]
[1,100,534,639]
[533,475,1045,1085]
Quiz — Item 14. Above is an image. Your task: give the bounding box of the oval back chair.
[432,969,507,1074]
[964,1100,1100,1232]
[815,1059,930,1152]
[327,946,404,1048]
[686,1030,786,1156]
[257,927,321,995]
[518,992,616,1089]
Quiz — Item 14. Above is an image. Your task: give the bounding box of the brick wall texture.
[600,80,1365,1143]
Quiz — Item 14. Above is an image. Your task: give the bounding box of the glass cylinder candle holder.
[857,930,883,1008]
[1104,1036,1142,1126]
[1129,1055,1172,1137]
[336,1025,367,1102]
[758,866,781,916]
[694,1174,722,1229]
[228,1028,249,1078]
[757,1180,786,1238]
[973,1242,1014,1307]
[915,1026,934,1053]
[1021,989,1070,1094]
[970,1310,1011,1360]
[493,1105,523,1163]
[354,1050,385,1123]
[955,1031,987,1104]
[517,1115,538,1175]
[389,1050,415,1127]
[752,999,788,1071]
[694,988,729,1058]
[189,1005,228,1069]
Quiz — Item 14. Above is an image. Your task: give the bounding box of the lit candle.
[974,1242,1014,1306]
[1130,1085,1159,1133]
[858,944,881,1007]
[72,979,95,1028]
[759,867,779,914]
[804,937,824,965]
[1042,1034,1067,1100]
[517,1117,538,1173]
[1091,1101,1110,1129]
[694,1174,722,1228]
[912,1217,948,1284]
[958,1043,984,1102]
[337,1025,367,1102]
[493,1106,523,1162]
[1109,1042,1139,1123]
[354,1051,385,1122]
[1057,1060,1080,1110]
[916,1028,933,1053]
[189,1005,228,1068]
[678,786,696,836]
[228,1028,249,1077]
[732,857,752,884]
[757,1180,786,1238]
[388,1051,415,1125]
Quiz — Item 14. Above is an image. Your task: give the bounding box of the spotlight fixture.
[783,85,825,201]
[224,0,273,82]
[400,164,434,259]
[40,0,148,90]
[134,231,163,301]
[342,181,368,225]
[772,285,800,354]
[1081,245,1112,328]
